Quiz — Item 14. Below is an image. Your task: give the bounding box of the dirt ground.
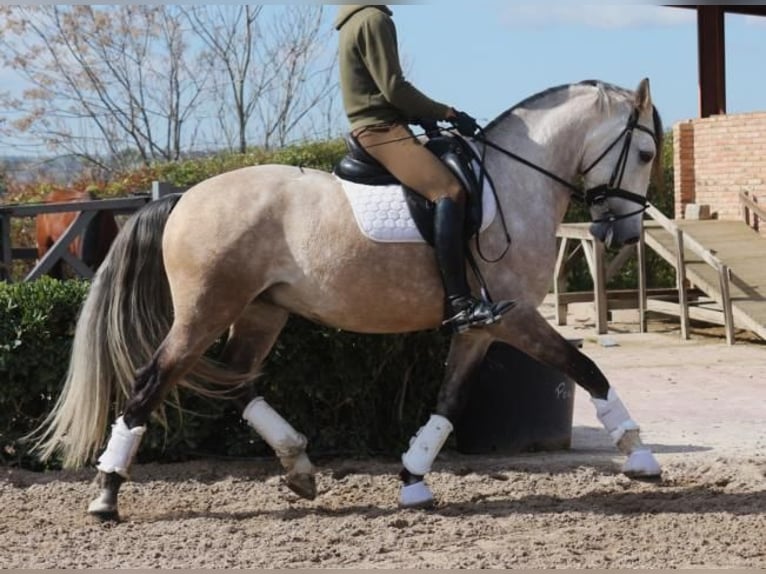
[2,299,765,568]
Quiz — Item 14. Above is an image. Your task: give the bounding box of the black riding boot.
[433,197,514,333]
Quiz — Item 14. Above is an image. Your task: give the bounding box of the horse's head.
[580,78,662,249]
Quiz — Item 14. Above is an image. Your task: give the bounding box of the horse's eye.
[638,149,654,163]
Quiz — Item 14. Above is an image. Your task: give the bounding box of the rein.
[473,107,657,224]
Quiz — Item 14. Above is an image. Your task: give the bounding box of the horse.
[35,189,119,279]
[31,78,664,520]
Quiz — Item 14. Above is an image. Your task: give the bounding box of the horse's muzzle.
[589,220,640,250]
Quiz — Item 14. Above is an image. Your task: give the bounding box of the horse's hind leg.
[490,303,661,478]
[221,302,317,500]
[88,296,253,521]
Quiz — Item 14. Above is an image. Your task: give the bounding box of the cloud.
[744,15,766,27]
[500,4,696,30]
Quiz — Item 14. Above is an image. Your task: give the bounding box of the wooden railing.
[555,203,737,344]
[641,204,735,344]
[740,190,764,232]
[0,181,184,282]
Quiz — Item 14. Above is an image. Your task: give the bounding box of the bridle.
[474,106,658,224]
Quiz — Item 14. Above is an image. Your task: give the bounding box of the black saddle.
[333,131,485,245]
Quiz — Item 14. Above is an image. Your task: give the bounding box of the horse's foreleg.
[221,302,317,500]
[399,332,492,508]
[490,303,661,478]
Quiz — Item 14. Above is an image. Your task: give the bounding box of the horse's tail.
[29,194,250,469]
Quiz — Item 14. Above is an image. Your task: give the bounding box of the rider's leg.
[432,195,514,332]
[356,122,512,332]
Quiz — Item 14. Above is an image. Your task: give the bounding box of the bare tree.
[0,5,341,171]
[0,5,209,172]
[256,6,339,148]
[184,5,340,152]
[183,5,265,153]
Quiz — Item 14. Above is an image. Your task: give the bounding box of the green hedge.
[0,278,89,468]
[0,278,448,469]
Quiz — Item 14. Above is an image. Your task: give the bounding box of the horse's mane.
[485,79,664,188]
[486,80,634,131]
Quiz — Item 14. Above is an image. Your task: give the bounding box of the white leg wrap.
[623,448,662,477]
[96,416,146,479]
[243,397,309,470]
[591,388,639,444]
[402,414,453,476]
[399,480,435,508]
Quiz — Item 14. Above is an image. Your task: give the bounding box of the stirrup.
[443,296,515,334]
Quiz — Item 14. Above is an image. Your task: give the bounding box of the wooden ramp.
[643,211,766,343]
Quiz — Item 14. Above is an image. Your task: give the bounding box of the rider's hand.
[418,118,440,136]
[449,110,480,137]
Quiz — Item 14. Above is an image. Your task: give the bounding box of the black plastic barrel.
[454,340,580,455]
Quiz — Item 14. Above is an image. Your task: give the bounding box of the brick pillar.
[673,121,696,219]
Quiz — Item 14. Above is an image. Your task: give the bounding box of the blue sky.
[1,3,764,152]
[362,2,766,129]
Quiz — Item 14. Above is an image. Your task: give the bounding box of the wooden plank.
[638,225,648,333]
[646,299,729,326]
[644,217,766,342]
[25,211,95,281]
[557,288,689,305]
[554,237,569,326]
[556,223,593,240]
[591,240,606,334]
[0,196,149,217]
[0,213,11,281]
[605,244,635,283]
[11,247,37,260]
[674,228,690,340]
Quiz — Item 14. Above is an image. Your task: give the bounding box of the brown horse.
[35,189,119,279]
[32,79,664,519]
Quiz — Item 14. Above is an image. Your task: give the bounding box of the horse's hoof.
[622,448,662,478]
[398,480,435,509]
[88,497,120,522]
[285,473,317,500]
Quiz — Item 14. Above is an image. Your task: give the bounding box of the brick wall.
[673,112,766,224]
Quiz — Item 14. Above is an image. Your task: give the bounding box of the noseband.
[580,108,658,222]
[475,107,658,224]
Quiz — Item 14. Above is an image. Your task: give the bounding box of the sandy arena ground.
[1,299,765,568]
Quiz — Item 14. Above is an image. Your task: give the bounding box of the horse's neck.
[486,94,598,227]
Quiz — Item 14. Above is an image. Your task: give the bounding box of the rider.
[334,4,513,333]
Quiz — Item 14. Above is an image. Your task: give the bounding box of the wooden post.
[638,223,647,333]
[697,6,726,118]
[0,212,12,282]
[152,181,175,201]
[25,211,96,281]
[553,237,569,326]
[593,239,608,335]
[674,228,690,340]
[719,264,734,345]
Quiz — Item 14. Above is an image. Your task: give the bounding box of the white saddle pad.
[337,175,497,244]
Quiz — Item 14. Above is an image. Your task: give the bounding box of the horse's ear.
[634,78,652,112]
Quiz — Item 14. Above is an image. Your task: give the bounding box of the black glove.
[451,110,480,137]
[417,118,440,137]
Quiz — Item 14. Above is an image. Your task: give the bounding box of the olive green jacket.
[334,5,451,131]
